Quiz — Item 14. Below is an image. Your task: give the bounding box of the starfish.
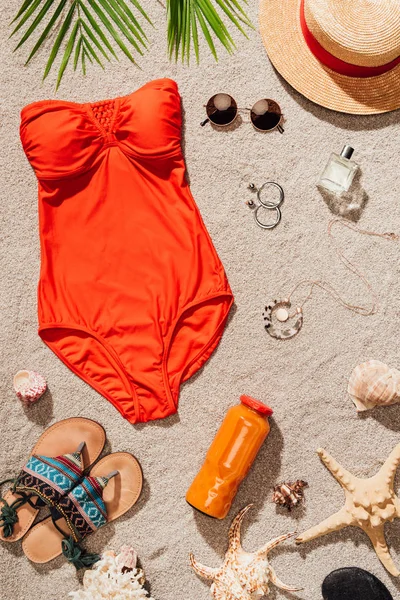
[190,505,302,599]
[296,444,400,576]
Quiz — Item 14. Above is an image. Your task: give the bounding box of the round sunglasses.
[201,94,284,133]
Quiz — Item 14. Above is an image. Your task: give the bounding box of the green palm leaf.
[80,19,110,61]
[11,0,37,24]
[82,34,105,68]
[24,0,68,64]
[104,0,147,47]
[128,0,152,25]
[113,0,148,40]
[86,0,137,62]
[14,0,56,50]
[81,45,87,74]
[190,2,199,62]
[167,0,253,62]
[43,1,76,80]
[11,0,151,88]
[213,0,249,36]
[73,36,83,69]
[79,2,118,59]
[10,0,42,36]
[56,18,80,88]
[194,4,217,60]
[95,0,144,53]
[11,0,252,89]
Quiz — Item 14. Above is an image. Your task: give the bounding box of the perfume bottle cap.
[340,145,354,160]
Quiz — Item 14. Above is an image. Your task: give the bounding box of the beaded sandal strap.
[49,471,119,569]
[0,443,85,538]
[14,442,85,508]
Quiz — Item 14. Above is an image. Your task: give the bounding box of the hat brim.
[259,0,400,114]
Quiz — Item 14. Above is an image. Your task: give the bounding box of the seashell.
[117,545,138,571]
[348,360,400,412]
[190,505,302,598]
[13,370,47,404]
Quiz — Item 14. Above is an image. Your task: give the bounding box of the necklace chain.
[286,218,399,318]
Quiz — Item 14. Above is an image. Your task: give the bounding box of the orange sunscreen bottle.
[186,395,273,519]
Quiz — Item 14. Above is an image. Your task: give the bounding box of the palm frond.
[80,19,110,61]
[24,0,68,65]
[79,2,118,59]
[82,34,105,68]
[42,1,76,81]
[73,35,83,69]
[11,0,253,88]
[14,0,56,50]
[56,18,80,88]
[167,0,253,63]
[81,44,87,74]
[12,0,38,24]
[190,2,199,63]
[86,0,137,62]
[11,0,151,89]
[10,0,43,36]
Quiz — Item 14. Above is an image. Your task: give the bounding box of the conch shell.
[348,360,400,412]
[13,370,47,404]
[190,505,301,599]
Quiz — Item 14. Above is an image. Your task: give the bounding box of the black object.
[201,94,284,133]
[322,567,393,600]
[250,99,282,132]
[205,94,238,126]
[340,145,354,160]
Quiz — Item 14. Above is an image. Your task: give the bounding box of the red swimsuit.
[20,78,233,423]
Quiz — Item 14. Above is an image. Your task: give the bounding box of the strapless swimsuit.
[20,78,233,423]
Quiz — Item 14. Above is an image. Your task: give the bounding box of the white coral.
[69,548,155,600]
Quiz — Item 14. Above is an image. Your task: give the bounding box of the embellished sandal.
[0,417,105,542]
[22,452,143,568]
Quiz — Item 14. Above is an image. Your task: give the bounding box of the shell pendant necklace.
[264,218,399,340]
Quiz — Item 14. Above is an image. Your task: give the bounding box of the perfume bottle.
[318,145,358,194]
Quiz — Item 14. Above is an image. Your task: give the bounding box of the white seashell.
[117,545,138,571]
[190,505,302,599]
[13,370,47,404]
[348,360,400,412]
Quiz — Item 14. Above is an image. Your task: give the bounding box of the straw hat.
[259,0,400,114]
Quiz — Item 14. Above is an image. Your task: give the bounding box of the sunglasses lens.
[250,99,282,131]
[207,94,237,126]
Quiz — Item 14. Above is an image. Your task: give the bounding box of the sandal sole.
[22,452,142,563]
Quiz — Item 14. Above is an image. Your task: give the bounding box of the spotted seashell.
[348,360,400,412]
[13,370,47,404]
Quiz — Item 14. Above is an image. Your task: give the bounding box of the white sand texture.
[1,0,400,598]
